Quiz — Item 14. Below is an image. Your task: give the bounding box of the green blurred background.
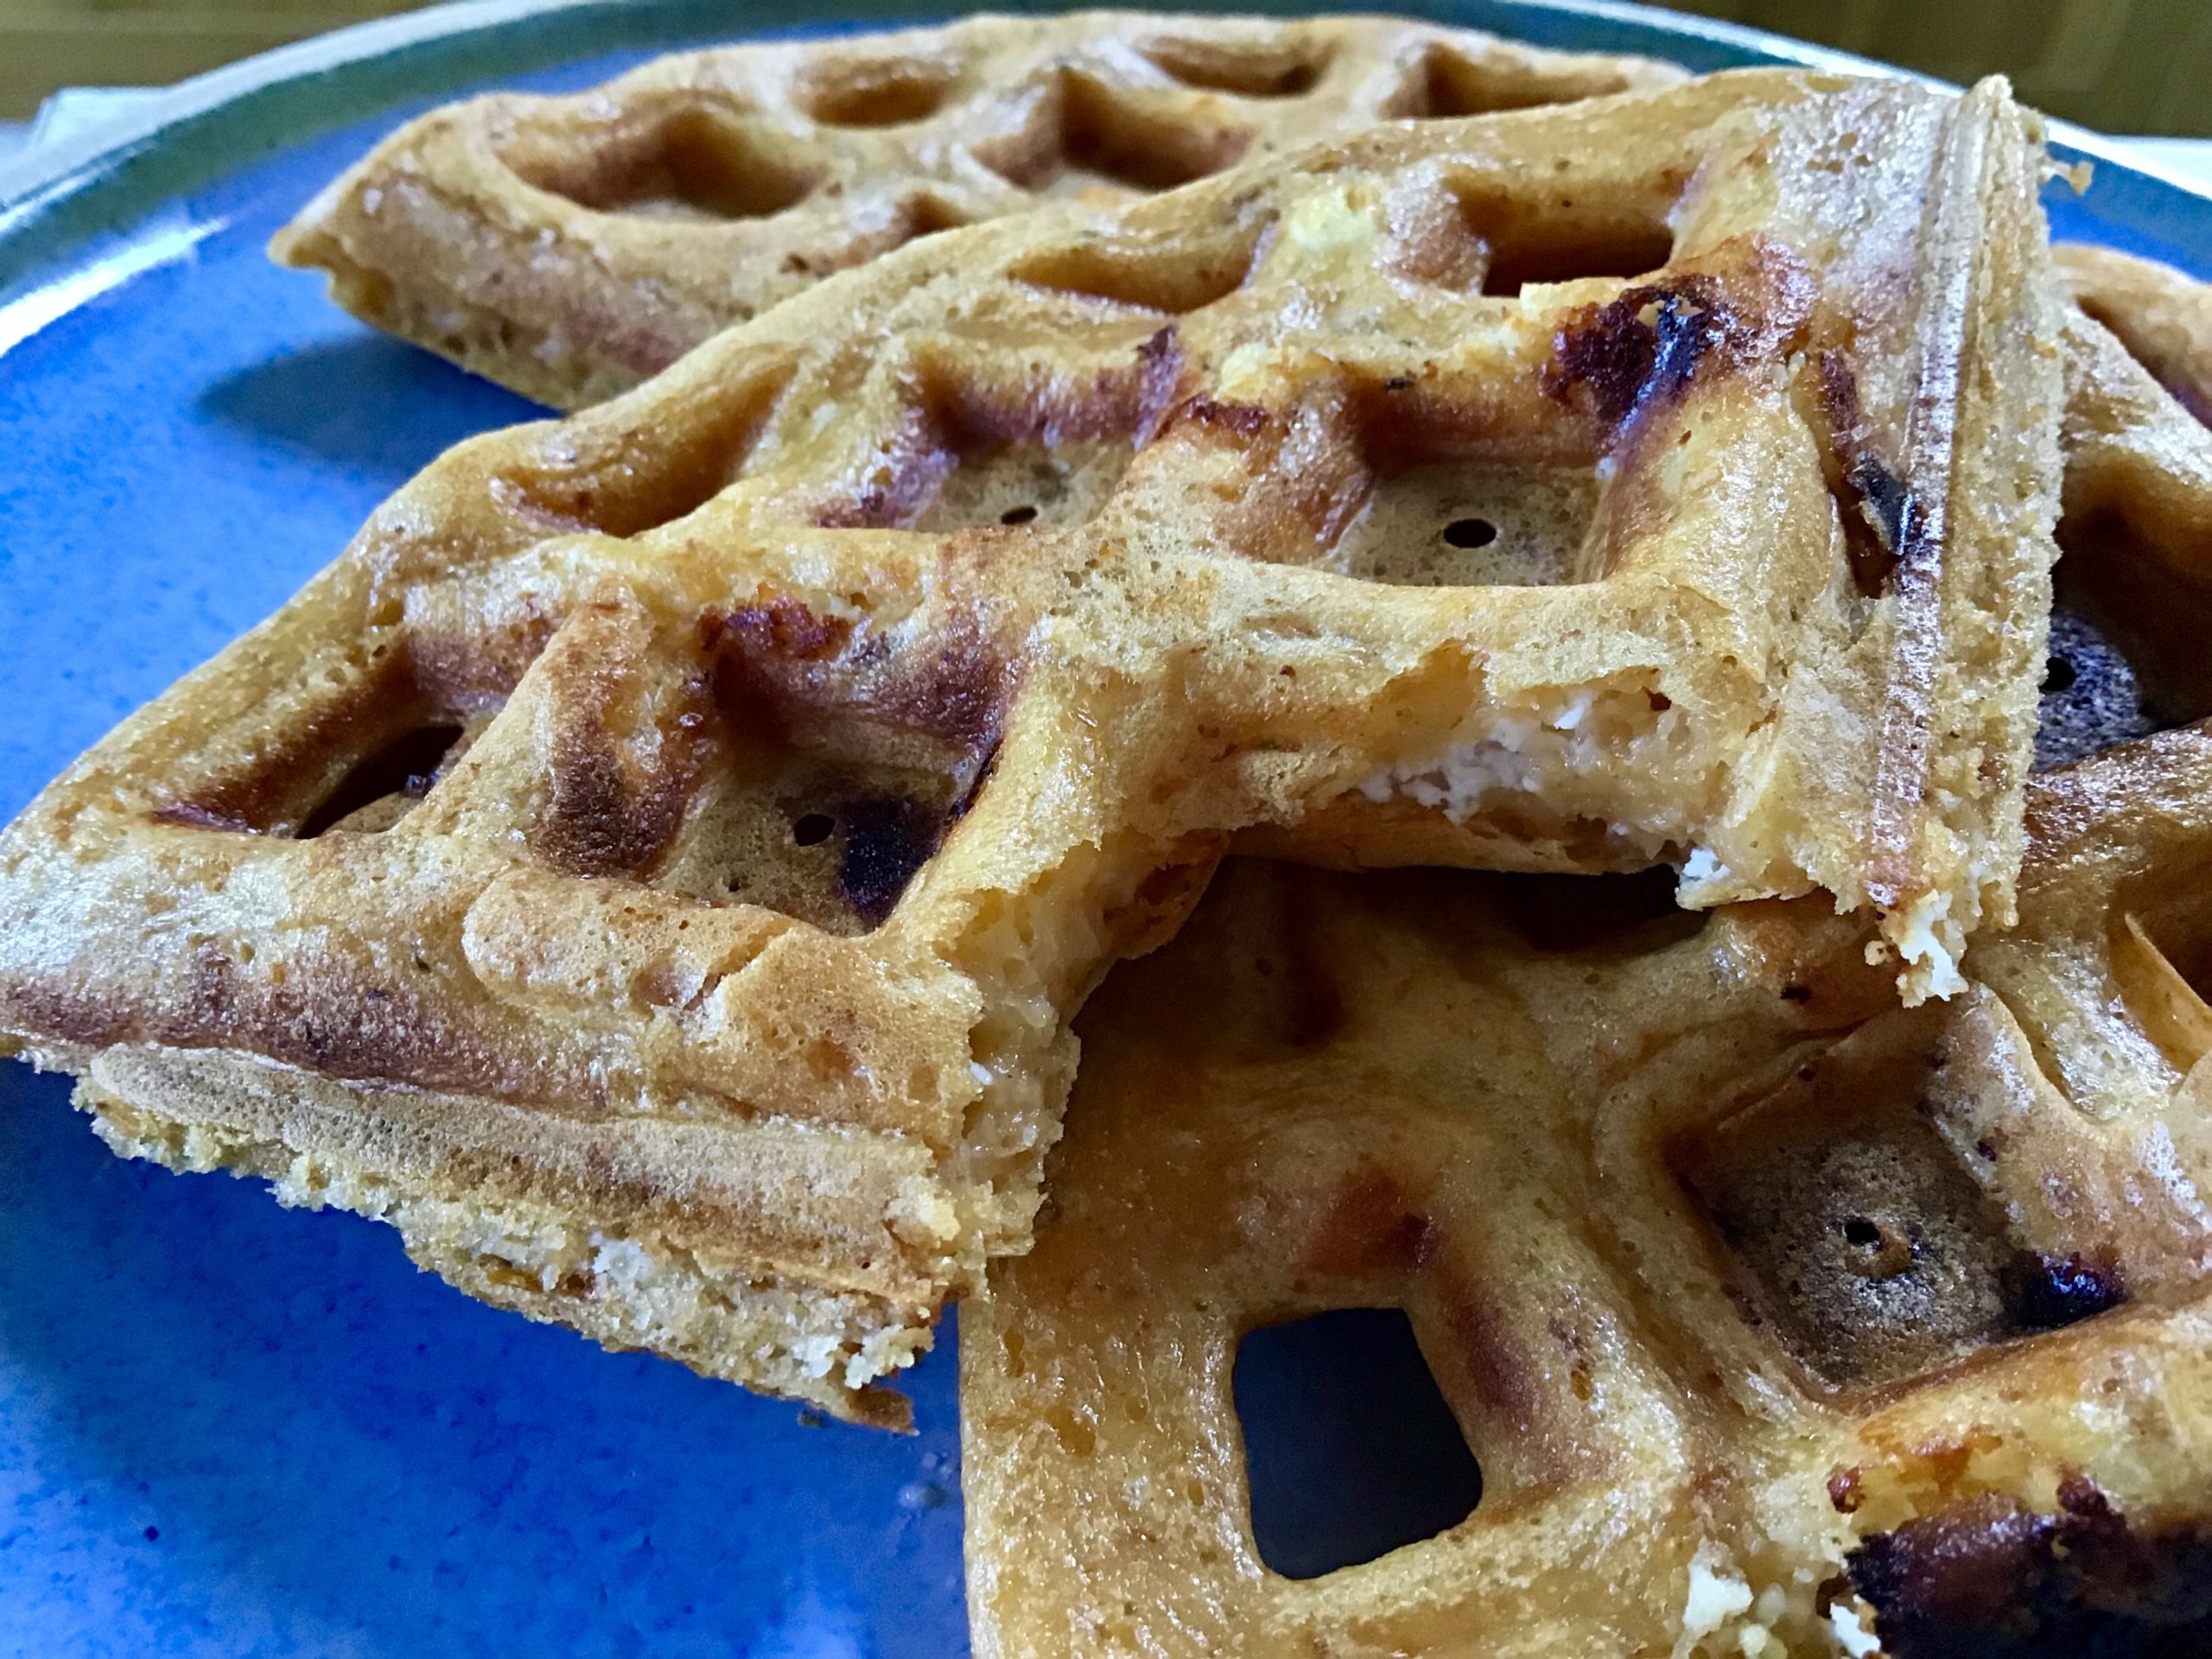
[3,0,2206,130]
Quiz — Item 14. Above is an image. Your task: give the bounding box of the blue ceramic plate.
[3,4,2208,1654]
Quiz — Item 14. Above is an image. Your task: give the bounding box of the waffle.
[2058,242,2212,428]
[960,233,2212,1658]
[0,70,2062,1422]
[963,724,2212,1655]
[2038,272,2212,770]
[268,11,1687,408]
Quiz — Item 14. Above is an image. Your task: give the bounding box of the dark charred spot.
[2005,1253,2126,1332]
[1847,1484,2212,1658]
[1813,350,1923,598]
[1782,982,1814,1003]
[836,796,943,925]
[1841,454,1915,593]
[1383,376,1415,392]
[1542,278,1736,430]
[1671,1026,2122,1392]
[2034,606,2164,771]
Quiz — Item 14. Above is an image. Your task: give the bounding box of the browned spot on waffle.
[1433,1259,1550,1448]
[1674,1001,2140,1393]
[1848,1481,2212,1658]
[1544,239,1813,437]
[1304,1173,1439,1280]
[1815,347,1915,596]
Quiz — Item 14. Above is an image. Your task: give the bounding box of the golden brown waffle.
[2058,242,2212,428]
[960,232,2212,1657]
[962,725,2212,1654]
[0,70,2062,1422]
[2037,280,2212,769]
[269,10,1685,408]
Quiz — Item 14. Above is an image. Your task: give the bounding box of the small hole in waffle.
[1233,1307,1481,1580]
[1276,375,1619,586]
[664,760,961,935]
[1675,1013,2128,1390]
[793,56,958,128]
[909,442,1133,533]
[507,104,823,223]
[1331,464,1599,586]
[647,605,1002,934]
[1136,35,1328,99]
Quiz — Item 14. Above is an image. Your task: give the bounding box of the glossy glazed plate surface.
[2,3,2207,1654]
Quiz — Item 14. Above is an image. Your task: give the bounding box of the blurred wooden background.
[3,0,2208,133]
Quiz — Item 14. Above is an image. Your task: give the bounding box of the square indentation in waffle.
[2,73,2066,1424]
[2036,293,2212,768]
[1673,1006,2126,1392]
[965,826,2212,1654]
[268,12,1688,407]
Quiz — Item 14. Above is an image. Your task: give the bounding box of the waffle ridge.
[2,69,2064,1421]
[270,10,1686,409]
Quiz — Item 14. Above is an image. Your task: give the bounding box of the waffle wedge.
[962,221,2212,1659]
[963,741,2212,1656]
[1,71,2062,1421]
[270,10,1684,408]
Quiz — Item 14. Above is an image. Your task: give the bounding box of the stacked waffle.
[7,12,2212,1656]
